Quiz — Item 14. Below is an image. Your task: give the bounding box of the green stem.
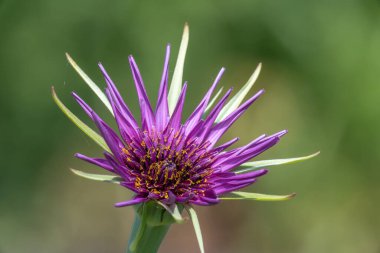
[127,203,171,253]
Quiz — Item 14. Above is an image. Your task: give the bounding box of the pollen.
[122,129,215,201]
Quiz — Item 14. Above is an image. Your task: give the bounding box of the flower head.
[53,24,318,211]
[53,24,319,253]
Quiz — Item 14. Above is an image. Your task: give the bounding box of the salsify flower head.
[52,24,318,252]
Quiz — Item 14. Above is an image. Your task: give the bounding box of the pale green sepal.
[168,23,189,115]
[65,53,114,115]
[185,205,205,253]
[236,151,320,174]
[70,168,122,184]
[51,87,111,153]
[221,191,296,201]
[156,201,184,224]
[215,63,262,123]
[204,87,224,114]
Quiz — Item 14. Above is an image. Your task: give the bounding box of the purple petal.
[185,68,225,133]
[263,129,288,140]
[217,178,257,186]
[199,196,220,205]
[214,182,254,195]
[72,92,94,120]
[156,44,171,131]
[115,196,147,207]
[166,82,188,130]
[218,137,280,172]
[197,88,233,140]
[120,182,143,193]
[215,169,268,183]
[105,88,136,142]
[103,152,132,180]
[128,56,156,131]
[98,63,139,130]
[75,153,114,172]
[233,134,267,156]
[212,137,239,153]
[207,89,265,147]
[189,199,214,206]
[91,112,125,163]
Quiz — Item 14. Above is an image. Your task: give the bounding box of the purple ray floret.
[74,45,286,207]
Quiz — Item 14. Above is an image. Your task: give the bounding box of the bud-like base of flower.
[127,202,179,253]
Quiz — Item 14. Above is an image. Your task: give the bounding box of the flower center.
[120,129,217,201]
[147,160,180,188]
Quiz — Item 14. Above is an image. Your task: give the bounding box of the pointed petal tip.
[183,22,189,33]
[71,91,79,98]
[70,168,90,178]
[277,129,288,137]
[222,191,296,201]
[97,62,105,70]
[114,202,129,208]
[65,52,73,62]
[300,150,320,159]
[254,63,262,75]
[114,197,147,207]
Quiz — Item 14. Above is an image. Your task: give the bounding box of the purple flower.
[52,25,319,252]
[76,52,285,208]
[53,24,318,210]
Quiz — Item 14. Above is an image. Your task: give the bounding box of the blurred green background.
[1,0,379,252]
